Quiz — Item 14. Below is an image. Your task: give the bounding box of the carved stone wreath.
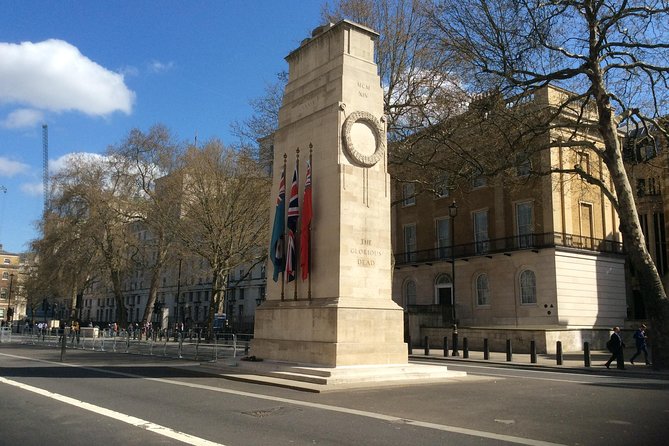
[341,111,385,167]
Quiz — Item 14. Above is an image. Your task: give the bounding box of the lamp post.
[174,259,182,340]
[7,273,14,326]
[448,200,459,356]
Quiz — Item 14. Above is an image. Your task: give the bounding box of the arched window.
[476,273,490,306]
[1,272,8,280]
[520,270,537,304]
[404,280,416,308]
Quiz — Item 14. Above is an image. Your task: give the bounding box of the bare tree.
[175,140,270,337]
[46,154,137,328]
[427,0,669,367]
[230,72,287,148]
[323,0,468,167]
[108,125,184,326]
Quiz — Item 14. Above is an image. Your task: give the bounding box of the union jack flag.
[286,163,299,282]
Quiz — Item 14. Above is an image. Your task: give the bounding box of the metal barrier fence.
[1,327,253,362]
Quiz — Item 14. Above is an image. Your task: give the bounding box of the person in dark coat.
[630,323,651,365]
[605,326,625,369]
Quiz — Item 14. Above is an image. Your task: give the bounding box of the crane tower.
[42,124,48,213]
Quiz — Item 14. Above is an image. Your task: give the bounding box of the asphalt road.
[1,344,668,446]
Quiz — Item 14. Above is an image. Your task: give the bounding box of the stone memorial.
[248,21,464,386]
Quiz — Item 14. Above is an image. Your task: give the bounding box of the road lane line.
[1,352,566,446]
[0,376,224,446]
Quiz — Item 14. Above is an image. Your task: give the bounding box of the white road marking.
[1,352,565,446]
[0,375,224,446]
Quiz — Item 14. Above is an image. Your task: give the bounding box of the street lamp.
[448,200,459,356]
[7,273,14,326]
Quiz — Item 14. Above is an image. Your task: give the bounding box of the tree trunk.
[593,72,668,369]
[142,266,161,325]
[110,270,128,328]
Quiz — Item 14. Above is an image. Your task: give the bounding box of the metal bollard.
[443,336,449,357]
[530,340,537,364]
[463,337,469,359]
[424,336,430,356]
[452,324,460,357]
[583,341,591,367]
[506,339,513,362]
[483,338,489,360]
[407,335,413,355]
[556,341,563,365]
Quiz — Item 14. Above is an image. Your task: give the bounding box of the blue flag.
[270,165,286,282]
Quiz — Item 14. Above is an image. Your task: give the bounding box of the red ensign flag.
[300,159,312,280]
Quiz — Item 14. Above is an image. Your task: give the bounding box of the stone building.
[0,244,23,323]
[623,122,669,320]
[391,85,628,353]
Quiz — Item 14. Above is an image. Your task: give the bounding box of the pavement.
[408,347,669,378]
[189,346,669,393]
[5,334,668,392]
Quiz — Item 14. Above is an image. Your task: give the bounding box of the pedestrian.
[630,323,651,365]
[605,326,625,369]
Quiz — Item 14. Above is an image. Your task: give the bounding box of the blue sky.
[0,0,324,254]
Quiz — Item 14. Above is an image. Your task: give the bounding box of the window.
[476,274,490,306]
[516,157,532,177]
[239,288,245,302]
[404,224,417,262]
[577,152,590,175]
[436,218,452,258]
[472,169,487,188]
[520,270,537,304]
[1,272,7,280]
[473,210,489,254]
[637,178,646,197]
[402,183,416,206]
[436,173,449,198]
[404,280,416,308]
[516,202,534,248]
[0,288,6,300]
[3,258,9,264]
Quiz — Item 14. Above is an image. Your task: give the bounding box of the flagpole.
[294,148,300,301]
[281,153,287,302]
[308,144,313,300]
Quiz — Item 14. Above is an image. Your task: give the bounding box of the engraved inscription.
[350,239,383,268]
[357,82,370,98]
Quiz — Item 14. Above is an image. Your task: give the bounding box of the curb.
[409,354,669,380]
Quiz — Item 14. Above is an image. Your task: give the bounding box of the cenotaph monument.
[250,22,464,384]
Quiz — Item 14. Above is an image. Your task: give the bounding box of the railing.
[395,232,623,266]
[4,327,254,362]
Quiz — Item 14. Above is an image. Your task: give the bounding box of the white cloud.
[2,108,44,129]
[0,39,135,116]
[119,65,139,77]
[0,156,30,177]
[148,60,175,74]
[19,181,44,197]
[49,152,107,175]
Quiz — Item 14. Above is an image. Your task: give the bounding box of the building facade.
[391,86,628,352]
[0,244,22,324]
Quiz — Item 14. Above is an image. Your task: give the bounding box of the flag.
[300,159,312,281]
[286,163,299,282]
[270,164,286,282]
